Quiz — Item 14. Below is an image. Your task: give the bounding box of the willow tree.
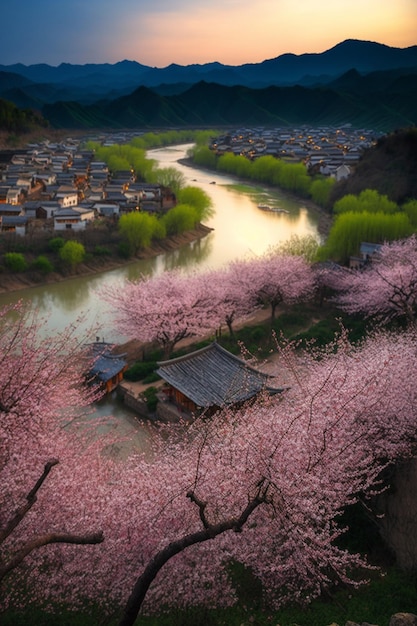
[319,211,413,263]
[118,212,165,255]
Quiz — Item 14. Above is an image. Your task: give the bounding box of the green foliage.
[4,252,28,272]
[118,212,165,253]
[276,234,320,262]
[161,204,199,235]
[334,189,398,215]
[48,237,65,253]
[176,186,214,221]
[402,199,417,227]
[191,145,218,169]
[215,151,312,196]
[0,98,48,133]
[117,241,132,258]
[93,245,111,256]
[310,176,335,208]
[142,386,159,412]
[318,211,413,263]
[124,360,158,382]
[59,240,85,269]
[32,255,54,274]
[148,166,186,194]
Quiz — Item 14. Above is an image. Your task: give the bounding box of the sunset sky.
[1,0,416,67]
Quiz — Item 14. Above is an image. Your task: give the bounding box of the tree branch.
[118,482,269,626]
[0,459,59,545]
[0,531,104,583]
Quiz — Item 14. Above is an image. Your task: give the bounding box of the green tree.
[334,189,398,215]
[48,237,65,253]
[161,204,199,235]
[4,252,28,272]
[32,255,54,274]
[176,186,214,222]
[318,211,413,263]
[118,212,165,254]
[277,234,320,262]
[191,145,218,169]
[402,199,417,227]
[310,177,335,208]
[250,155,284,183]
[59,240,85,271]
[277,162,311,195]
[148,167,186,194]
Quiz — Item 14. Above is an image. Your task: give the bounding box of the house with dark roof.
[156,342,284,419]
[87,341,128,394]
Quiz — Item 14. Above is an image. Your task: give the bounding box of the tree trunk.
[118,488,266,626]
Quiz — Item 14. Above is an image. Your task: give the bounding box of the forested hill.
[330,127,417,205]
[0,98,48,133]
[39,76,417,132]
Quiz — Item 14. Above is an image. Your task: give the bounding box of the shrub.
[93,245,111,256]
[48,237,65,253]
[118,241,132,259]
[59,240,85,270]
[4,252,28,272]
[142,386,159,412]
[32,255,54,274]
[124,361,158,382]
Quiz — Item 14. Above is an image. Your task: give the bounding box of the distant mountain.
[1,40,416,132]
[40,75,417,132]
[1,39,416,100]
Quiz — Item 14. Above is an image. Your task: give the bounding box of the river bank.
[0,223,213,294]
[178,156,333,237]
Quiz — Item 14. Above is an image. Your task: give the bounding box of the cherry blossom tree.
[115,325,417,625]
[100,269,223,358]
[247,251,316,322]
[331,235,417,323]
[204,260,261,338]
[4,298,417,624]
[0,301,107,603]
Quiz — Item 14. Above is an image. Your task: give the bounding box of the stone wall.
[376,458,417,569]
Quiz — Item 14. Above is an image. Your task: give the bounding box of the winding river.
[0,144,322,440]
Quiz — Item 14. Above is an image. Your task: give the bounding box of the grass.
[124,302,371,383]
[3,567,416,625]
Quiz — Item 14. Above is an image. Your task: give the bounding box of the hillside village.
[0,125,379,235]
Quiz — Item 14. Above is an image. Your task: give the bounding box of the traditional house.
[0,215,28,235]
[156,342,284,419]
[87,341,128,394]
[53,206,95,230]
[349,242,382,269]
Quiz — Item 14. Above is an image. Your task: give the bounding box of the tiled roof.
[157,342,283,408]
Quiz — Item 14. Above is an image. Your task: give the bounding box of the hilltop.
[329,127,417,204]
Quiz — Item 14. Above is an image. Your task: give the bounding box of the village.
[210,124,381,181]
[0,124,381,235]
[0,136,176,235]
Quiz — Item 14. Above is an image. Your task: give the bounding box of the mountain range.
[0,39,416,131]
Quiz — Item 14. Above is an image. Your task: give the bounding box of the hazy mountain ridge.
[1,40,416,131]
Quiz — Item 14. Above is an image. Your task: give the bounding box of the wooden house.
[87,341,128,394]
[156,342,284,419]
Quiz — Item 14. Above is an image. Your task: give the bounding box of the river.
[0,144,321,439]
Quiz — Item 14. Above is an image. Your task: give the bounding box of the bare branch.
[0,459,59,545]
[0,531,104,584]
